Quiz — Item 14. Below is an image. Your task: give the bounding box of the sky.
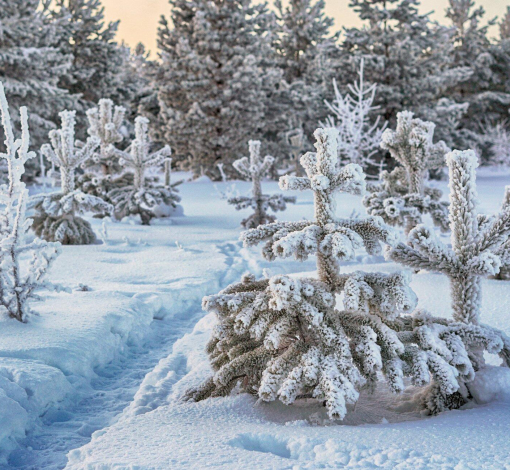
[101,0,508,55]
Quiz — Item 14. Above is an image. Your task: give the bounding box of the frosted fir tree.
[186,128,492,419]
[30,110,112,245]
[228,140,296,229]
[152,0,273,180]
[322,59,386,172]
[386,149,510,412]
[363,112,450,235]
[0,0,75,172]
[51,0,134,137]
[445,0,510,158]
[0,83,61,322]
[272,0,339,142]
[107,116,181,225]
[78,98,131,200]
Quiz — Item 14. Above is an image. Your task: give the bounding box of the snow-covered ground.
[1,170,510,469]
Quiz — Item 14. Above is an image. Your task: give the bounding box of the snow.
[2,172,510,469]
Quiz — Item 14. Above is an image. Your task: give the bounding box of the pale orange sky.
[102,0,508,55]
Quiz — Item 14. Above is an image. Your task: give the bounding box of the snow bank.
[67,265,510,470]
[67,304,510,470]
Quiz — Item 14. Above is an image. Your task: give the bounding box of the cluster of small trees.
[2,0,510,425]
[37,98,182,243]
[188,124,510,419]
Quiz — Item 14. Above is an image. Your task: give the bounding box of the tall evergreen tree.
[273,0,338,146]
[52,0,137,137]
[0,0,74,153]
[152,0,274,180]
[340,0,470,148]
[443,0,510,159]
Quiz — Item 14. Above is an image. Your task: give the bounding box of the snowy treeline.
[141,0,510,178]
[3,0,510,182]
[0,0,141,178]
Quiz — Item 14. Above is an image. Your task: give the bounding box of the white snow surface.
[1,171,510,469]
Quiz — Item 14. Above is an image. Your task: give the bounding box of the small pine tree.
[77,98,132,201]
[107,116,181,225]
[322,59,386,172]
[386,149,510,412]
[227,140,295,229]
[31,110,112,245]
[185,128,496,419]
[363,112,450,235]
[0,83,61,322]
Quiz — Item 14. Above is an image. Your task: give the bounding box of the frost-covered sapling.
[363,112,450,235]
[0,83,60,322]
[228,140,295,229]
[107,116,181,225]
[186,128,496,419]
[31,110,112,245]
[387,149,510,412]
[322,59,386,172]
[78,98,131,199]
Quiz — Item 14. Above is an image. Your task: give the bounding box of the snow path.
[5,236,250,470]
[7,311,198,469]
[1,177,282,469]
